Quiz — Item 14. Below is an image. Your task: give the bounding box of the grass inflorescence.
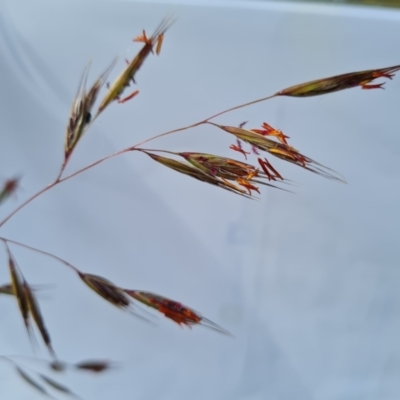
[0,14,399,398]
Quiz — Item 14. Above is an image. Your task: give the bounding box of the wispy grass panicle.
[276,64,400,97]
[97,16,175,114]
[1,17,399,398]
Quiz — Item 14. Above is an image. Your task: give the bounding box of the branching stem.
[0,93,277,228]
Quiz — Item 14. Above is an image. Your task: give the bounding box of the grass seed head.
[125,290,230,334]
[276,64,400,97]
[23,279,56,359]
[208,122,285,153]
[65,60,115,160]
[141,151,252,198]
[179,152,267,195]
[0,177,20,205]
[0,178,21,204]
[209,122,345,182]
[78,272,130,309]
[98,16,175,114]
[180,152,259,180]
[6,248,36,349]
[75,360,114,373]
[125,290,199,326]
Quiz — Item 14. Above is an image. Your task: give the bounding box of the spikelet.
[77,272,130,309]
[0,177,20,205]
[6,247,36,349]
[64,60,116,161]
[97,16,175,113]
[125,290,231,335]
[23,278,56,359]
[276,64,400,97]
[74,360,114,373]
[208,122,346,183]
[140,151,253,198]
[178,152,287,193]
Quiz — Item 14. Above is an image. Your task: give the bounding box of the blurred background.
[0,0,399,399]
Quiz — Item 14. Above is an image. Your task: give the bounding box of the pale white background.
[0,0,399,399]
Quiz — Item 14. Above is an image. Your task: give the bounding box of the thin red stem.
[0,182,58,228]
[0,93,277,227]
[204,94,277,121]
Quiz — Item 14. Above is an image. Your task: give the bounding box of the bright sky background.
[0,0,399,399]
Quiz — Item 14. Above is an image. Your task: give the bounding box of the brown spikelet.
[0,177,20,205]
[77,272,153,323]
[6,247,36,348]
[178,151,288,192]
[140,150,253,198]
[77,272,130,309]
[276,64,400,97]
[207,122,346,183]
[74,360,113,373]
[64,59,116,161]
[125,290,231,335]
[23,279,56,359]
